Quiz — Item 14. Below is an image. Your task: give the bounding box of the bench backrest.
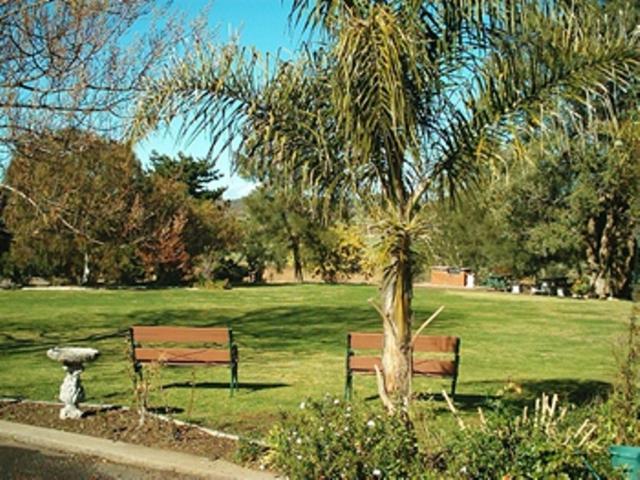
[413,335,459,354]
[349,332,383,350]
[131,326,230,345]
[348,332,459,354]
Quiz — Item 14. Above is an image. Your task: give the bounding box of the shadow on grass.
[145,406,185,415]
[114,305,387,353]
[0,329,128,355]
[448,378,612,413]
[0,296,461,357]
[162,381,289,392]
[82,405,124,418]
[415,392,500,409]
[359,379,612,414]
[519,378,612,404]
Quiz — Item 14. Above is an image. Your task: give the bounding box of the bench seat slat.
[132,326,229,344]
[349,356,382,372]
[349,357,456,377]
[413,359,456,376]
[135,347,230,364]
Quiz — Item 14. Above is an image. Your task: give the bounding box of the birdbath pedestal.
[47,347,100,419]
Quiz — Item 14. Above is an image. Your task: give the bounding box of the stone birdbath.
[47,347,100,419]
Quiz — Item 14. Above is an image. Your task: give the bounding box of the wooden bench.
[345,332,460,399]
[129,326,238,395]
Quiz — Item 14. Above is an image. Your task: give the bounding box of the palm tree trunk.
[379,234,413,406]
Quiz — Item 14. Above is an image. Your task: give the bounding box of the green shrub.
[264,396,427,479]
[570,275,591,297]
[196,277,231,290]
[235,438,269,467]
[485,274,510,291]
[442,394,621,479]
[596,303,640,446]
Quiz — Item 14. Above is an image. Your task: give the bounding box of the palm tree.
[132,0,640,408]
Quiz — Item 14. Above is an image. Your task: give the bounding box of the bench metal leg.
[229,342,239,397]
[450,375,458,400]
[345,371,353,401]
[230,361,238,397]
[228,330,239,397]
[344,334,353,401]
[451,340,461,400]
[128,329,146,408]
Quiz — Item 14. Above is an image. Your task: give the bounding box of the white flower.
[319,426,324,432]
[334,399,340,405]
[373,468,382,477]
[367,420,376,428]
[296,437,302,444]
[344,426,349,432]
[299,401,306,410]
[297,455,302,460]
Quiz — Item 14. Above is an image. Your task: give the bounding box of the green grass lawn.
[0,284,633,436]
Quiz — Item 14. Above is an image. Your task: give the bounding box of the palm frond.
[130,42,264,151]
[432,1,640,201]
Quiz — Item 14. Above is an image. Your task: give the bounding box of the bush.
[264,396,427,479]
[196,278,231,290]
[570,275,591,297]
[212,257,248,284]
[441,394,621,479]
[263,394,625,478]
[485,274,510,291]
[596,302,640,446]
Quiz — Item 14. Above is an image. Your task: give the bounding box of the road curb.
[0,420,275,480]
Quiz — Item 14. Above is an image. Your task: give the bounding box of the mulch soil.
[0,401,236,461]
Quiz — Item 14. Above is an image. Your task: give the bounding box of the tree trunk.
[586,214,612,298]
[253,266,265,284]
[379,233,413,407]
[292,238,304,283]
[585,208,636,299]
[615,236,637,299]
[281,211,304,283]
[81,251,90,285]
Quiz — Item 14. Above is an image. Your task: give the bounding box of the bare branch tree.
[0,0,188,237]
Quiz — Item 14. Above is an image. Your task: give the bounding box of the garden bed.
[0,400,236,461]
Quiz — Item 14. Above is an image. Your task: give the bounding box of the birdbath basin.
[47,347,100,419]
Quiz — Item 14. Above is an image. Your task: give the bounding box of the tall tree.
[133,1,640,407]
[149,151,227,201]
[243,188,316,283]
[0,193,10,276]
[0,0,183,240]
[141,154,239,285]
[2,129,145,283]
[520,117,640,299]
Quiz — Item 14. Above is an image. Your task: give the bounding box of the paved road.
[0,439,201,480]
[0,419,274,480]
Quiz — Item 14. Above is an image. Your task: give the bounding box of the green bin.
[610,445,640,479]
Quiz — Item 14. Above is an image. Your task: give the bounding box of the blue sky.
[134,0,302,199]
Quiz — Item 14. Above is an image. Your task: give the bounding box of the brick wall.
[430,269,467,287]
